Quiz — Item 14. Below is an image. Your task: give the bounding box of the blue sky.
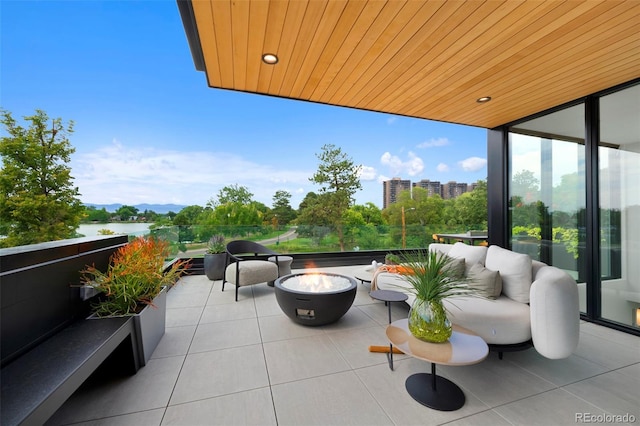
[1,0,488,209]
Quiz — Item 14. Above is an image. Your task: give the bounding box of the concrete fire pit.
[274,272,357,326]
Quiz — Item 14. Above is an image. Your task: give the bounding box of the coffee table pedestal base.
[405,369,465,411]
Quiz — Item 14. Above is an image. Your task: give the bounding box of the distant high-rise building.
[442,181,468,199]
[383,178,473,207]
[382,177,411,208]
[413,179,442,198]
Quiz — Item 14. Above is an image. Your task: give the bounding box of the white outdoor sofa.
[374,242,580,359]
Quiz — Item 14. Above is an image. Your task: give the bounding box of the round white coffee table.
[354,265,375,285]
[386,319,488,411]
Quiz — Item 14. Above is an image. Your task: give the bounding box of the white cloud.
[458,157,487,172]
[387,116,398,125]
[380,151,424,176]
[72,140,312,207]
[417,137,450,148]
[377,174,390,183]
[359,165,377,181]
[437,163,450,172]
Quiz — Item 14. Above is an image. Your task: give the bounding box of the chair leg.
[235,265,241,302]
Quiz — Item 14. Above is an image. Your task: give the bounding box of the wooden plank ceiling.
[185,0,640,128]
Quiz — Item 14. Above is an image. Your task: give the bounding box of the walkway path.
[183,228,297,256]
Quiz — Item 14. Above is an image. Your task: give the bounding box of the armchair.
[222,240,281,301]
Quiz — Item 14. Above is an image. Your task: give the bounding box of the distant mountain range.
[84,203,188,214]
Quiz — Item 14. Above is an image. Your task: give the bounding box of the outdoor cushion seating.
[374,242,580,359]
[222,240,281,301]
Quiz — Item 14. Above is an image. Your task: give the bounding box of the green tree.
[173,205,204,242]
[304,144,362,251]
[213,184,253,206]
[84,206,111,223]
[173,205,204,226]
[0,109,83,247]
[341,207,366,250]
[351,202,384,225]
[454,180,487,228]
[115,205,138,221]
[139,209,159,222]
[270,190,296,225]
[297,191,319,213]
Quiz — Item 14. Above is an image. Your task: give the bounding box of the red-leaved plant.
[81,236,189,316]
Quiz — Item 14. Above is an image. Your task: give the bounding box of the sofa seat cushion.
[443,296,531,345]
[375,272,531,345]
[374,272,416,302]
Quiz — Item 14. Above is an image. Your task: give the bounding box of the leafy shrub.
[81,236,189,316]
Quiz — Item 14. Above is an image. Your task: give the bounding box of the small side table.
[387,320,488,411]
[369,289,408,370]
[267,255,293,287]
[354,267,374,286]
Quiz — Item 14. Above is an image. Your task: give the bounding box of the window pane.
[509,103,586,311]
[599,84,640,328]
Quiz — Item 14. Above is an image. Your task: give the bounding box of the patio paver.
[45,266,640,425]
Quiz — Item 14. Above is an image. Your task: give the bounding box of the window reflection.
[599,84,640,328]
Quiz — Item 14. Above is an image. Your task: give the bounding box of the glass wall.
[599,84,640,328]
[508,104,586,290]
[505,81,640,330]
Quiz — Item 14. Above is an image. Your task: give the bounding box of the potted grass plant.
[81,236,189,364]
[203,234,226,280]
[396,250,474,343]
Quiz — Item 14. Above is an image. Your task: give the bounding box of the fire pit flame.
[280,272,352,293]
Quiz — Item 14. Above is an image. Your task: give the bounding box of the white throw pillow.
[447,242,488,274]
[485,245,532,303]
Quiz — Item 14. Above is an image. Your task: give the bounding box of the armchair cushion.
[225,260,278,286]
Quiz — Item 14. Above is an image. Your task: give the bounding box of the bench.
[0,316,140,426]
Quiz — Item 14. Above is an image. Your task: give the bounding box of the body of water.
[77,223,154,237]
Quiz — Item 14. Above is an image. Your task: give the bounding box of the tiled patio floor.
[46,265,639,425]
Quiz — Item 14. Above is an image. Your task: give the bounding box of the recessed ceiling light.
[262,53,278,65]
[476,96,492,103]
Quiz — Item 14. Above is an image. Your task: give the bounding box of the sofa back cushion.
[485,245,532,303]
[467,262,502,299]
[428,243,453,256]
[447,242,488,274]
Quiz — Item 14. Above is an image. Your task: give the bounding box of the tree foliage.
[269,190,297,225]
[300,144,362,251]
[0,109,83,246]
[172,205,204,226]
[511,170,539,202]
[213,184,254,206]
[350,202,384,225]
[84,206,111,223]
[115,205,139,221]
